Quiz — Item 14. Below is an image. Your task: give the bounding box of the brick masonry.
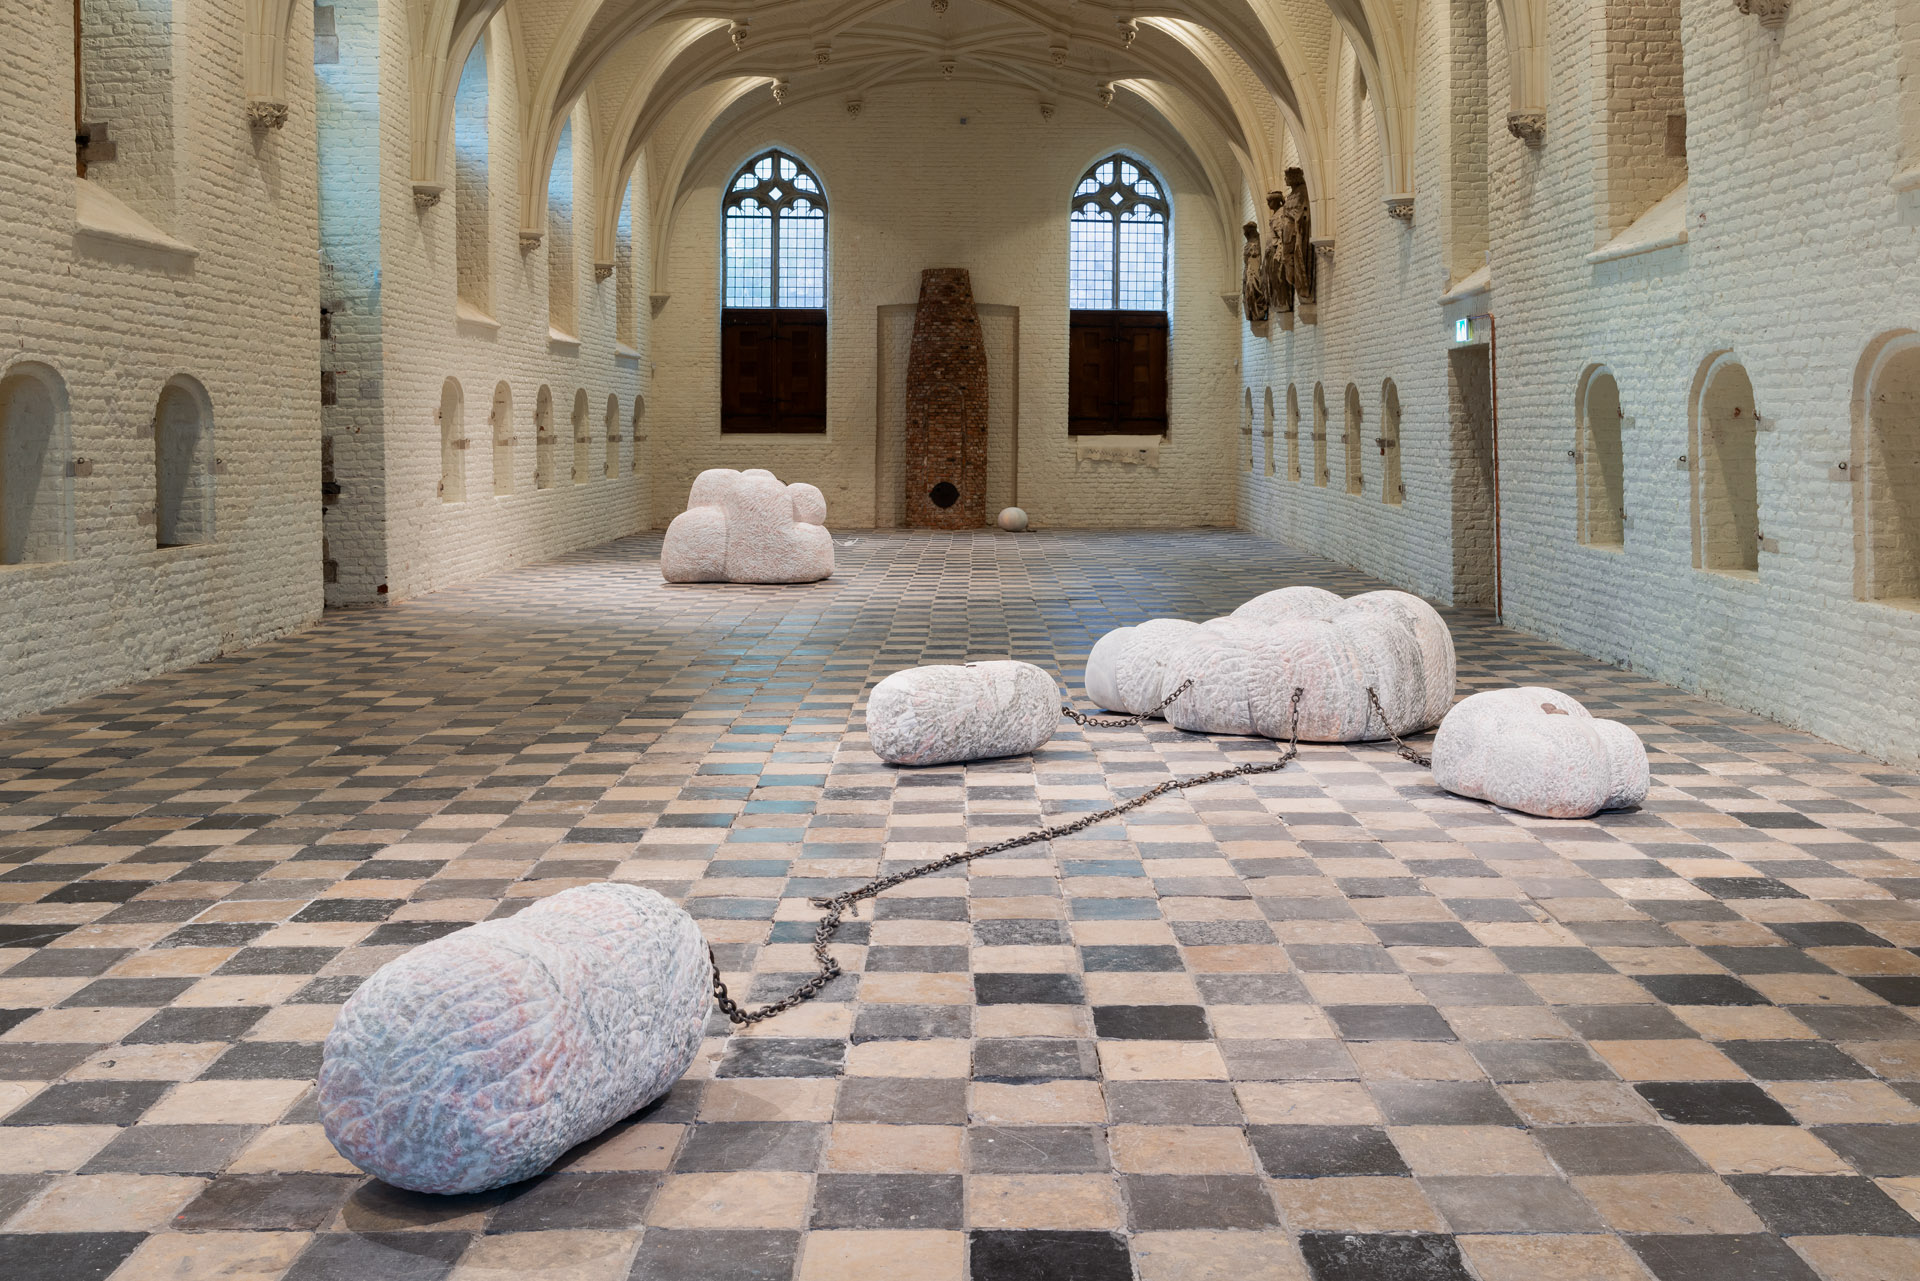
[904,269,989,530]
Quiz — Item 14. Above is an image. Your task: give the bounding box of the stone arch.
[571,389,591,484]
[438,377,466,504]
[1577,365,1625,548]
[0,362,73,565]
[1343,382,1364,495]
[491,381,513,496]
[604,394,620,479]
[535,385,555,490]
[154,375,214,545]
[1690,352,1760,574]
[1380,378,1402,506]
[1853,331,1920,604]
[1286,384,1301,482]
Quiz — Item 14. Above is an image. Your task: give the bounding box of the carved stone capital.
[247,100,289,131]
[1384,194,1414,222]
[728,19,748,51]
[412,183,443,210]
[594,263,614,282]
[1507,111,1546,147]
[1736,0,1789,28]
[1118,19,1139,50]
[519,231,543,252]
[771,78,789,106]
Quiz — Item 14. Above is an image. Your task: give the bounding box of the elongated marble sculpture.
[1086,586,1454,741]
[1431,687,1649,818]
[868,660,1058,766]
[318,883,710,1194]
[662,467,833,583]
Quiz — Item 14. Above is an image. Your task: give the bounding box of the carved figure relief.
[1279,167,1315,306]
[1241,222,1269,324]
[1263,191,1293,316]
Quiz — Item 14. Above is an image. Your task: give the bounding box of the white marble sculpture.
[1086,586,1454,741]
[317,883,710,1194]
[1431,686,1649,818]
[661,468,833,583]
[867,660,1059,766]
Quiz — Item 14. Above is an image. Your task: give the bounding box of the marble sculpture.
[868,660,1059,766]
[1087,586,1454,741]
[661,467,833,583]
[318,882,710,1194]
[1431,686,1649,818]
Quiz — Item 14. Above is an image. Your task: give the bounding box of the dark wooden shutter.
[1068,310,1167,436]
[722,308,827,433]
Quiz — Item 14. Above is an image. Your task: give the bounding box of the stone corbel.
[520,231,543,253]
[1384,194,1414,222]
[594,263,614,282]
[1507,112,1546,147]
[412,183,443,210]
[1736,0,1789,28]
[1038,102,1055,122]
[846,99,864,119]
[1096,82,1115,108]
[247,101,288,131]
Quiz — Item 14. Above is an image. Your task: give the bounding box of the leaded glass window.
[724,149,827,308]
[1069,156,1168,311]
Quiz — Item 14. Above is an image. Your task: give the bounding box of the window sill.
[456,301,499,332]
[1892,167,1920,195]
[615,343,641,362]
[1586,181,1689,265]
[74,177,198,263]
[549,327,581,351]
[152,542,218,559]
[1439,264,1491,304]
[1700,566,1759,582]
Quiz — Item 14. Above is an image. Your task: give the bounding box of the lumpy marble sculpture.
[867,660,1058,766]
[1432,686,1649,818]
[1086,586,1454,741]
[661,468,833,583]
[318,883,710,1195]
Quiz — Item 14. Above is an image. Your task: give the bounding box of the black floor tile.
[1635,1082,1798,1126]
[0,1232,147,1281]
[968,1230,1132,1281]
[1296,1231,1473,1281]
[1726,1174,1920,1236]
[1247,1125,1408,1177]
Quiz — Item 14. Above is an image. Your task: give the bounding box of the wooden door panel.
[723,308,826,432]
[1070,310,1166,436]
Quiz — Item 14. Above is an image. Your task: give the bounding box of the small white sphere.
[997,507,1029,532]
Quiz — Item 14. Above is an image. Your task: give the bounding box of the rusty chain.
[1365,686,1434,768]
[712,683,1305,1026]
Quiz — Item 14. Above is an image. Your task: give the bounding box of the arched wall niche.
[1262,386,1276,476]
[154,376,215,545]
[604,394,621,478]
[535,384,556,490]
[571,388,591,484]
[491,381,514,497]
[439,377,466,504]
[1285,384,1301,482]
[0,361,74,566]
[1243,389,1256,471]
[1380,378,1402,506]
[630,394,646,474]
[1690,351,1761,575]
[1312,382,1329,487]
[1577,365,1626,549]
[1854,331,1920,606]
[1343,382,1364,495]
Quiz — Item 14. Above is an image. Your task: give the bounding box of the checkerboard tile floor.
[1,529,1917,1281]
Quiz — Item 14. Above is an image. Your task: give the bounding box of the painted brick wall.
[0,0,321,721]
[648,88,1239,530]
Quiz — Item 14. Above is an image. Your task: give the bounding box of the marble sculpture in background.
[1432,687,1650,818]
[662,467,833,583]
[868,660,1058,766]
[1087,585,1454,741]
[318,883,710,1194]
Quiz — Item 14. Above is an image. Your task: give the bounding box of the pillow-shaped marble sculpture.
[1086,586,1454,742]
[1431,687,1649,818]
[662,467,833,584]
[867,660,1058,766]
[318,883,709,1194]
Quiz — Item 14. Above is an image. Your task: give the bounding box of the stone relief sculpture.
[1432,687,1650,818]
[1241,221,1270,324]
[318,883,710,1194]
[1087,585,1454,741]
[661,468,833,583]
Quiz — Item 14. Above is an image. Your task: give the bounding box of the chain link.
[1364,686,1434,768]
[711,685,1308,1026]
[1059,678,1196,729]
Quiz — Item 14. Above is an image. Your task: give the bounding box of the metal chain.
[1059,678,1196,728]
[1364,686,1434,768]
[711,685,1308,1027]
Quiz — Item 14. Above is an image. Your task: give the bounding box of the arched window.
[1067,154,1169,437]
[1578,367,1626,547]
[1069,155,1168,311]
[725,149,826,308]
[721,149,828,433]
